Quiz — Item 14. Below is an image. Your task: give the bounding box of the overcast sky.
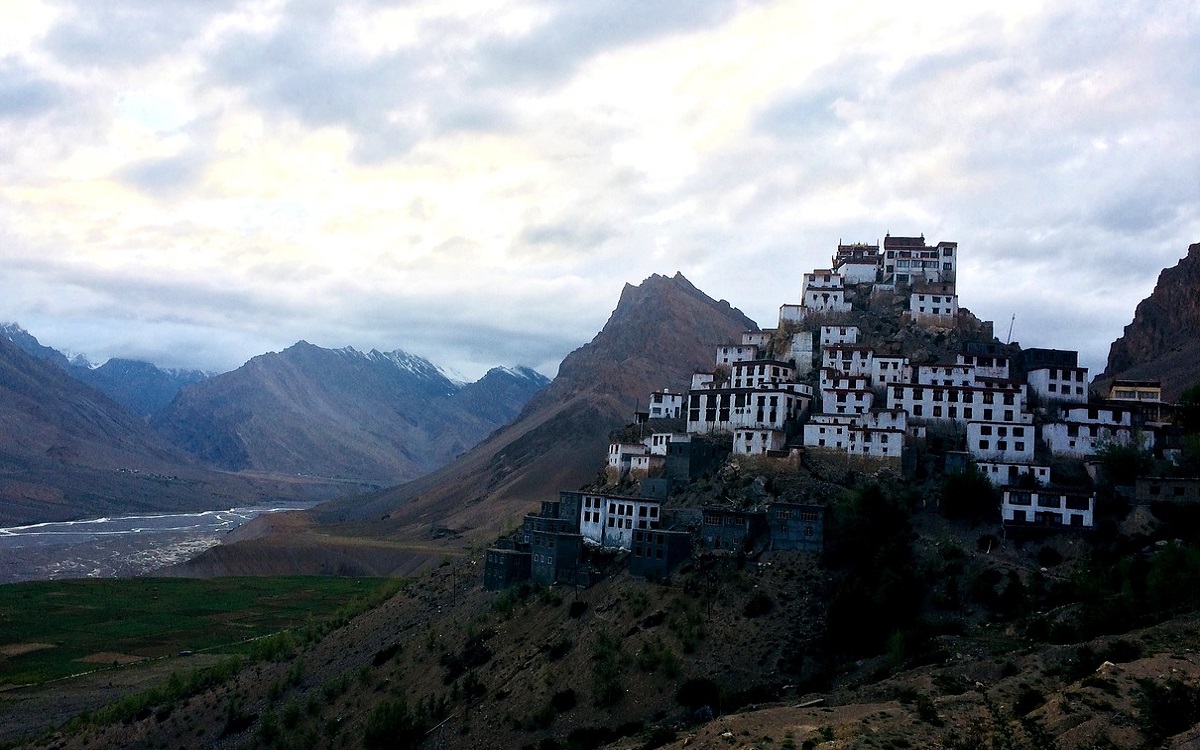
[1,1,1197,381]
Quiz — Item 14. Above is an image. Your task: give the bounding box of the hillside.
[13,492,1200,750]
[172,273,757,576]
[0,336,335,526]
[152,342,547,484]
[1097,241,1200,401]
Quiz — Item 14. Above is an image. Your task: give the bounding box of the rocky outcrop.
[1099,242,1200,401]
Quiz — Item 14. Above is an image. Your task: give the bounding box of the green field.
[0,576,397,686]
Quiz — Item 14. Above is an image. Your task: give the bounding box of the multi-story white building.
[966,420,1036,463]
[1042,406,1151,458]
[910,282,959,325]
[646,432,687,456]
[1001,488,1094,528]
[784,331,814,375]
[733,428,787,456]
[802,269,844,294]
[848,427,904,460]
[917,363,977,387]
[832,242,880,284]
[716,344,759,365]
[648,389,684,419]
[958,352,1010,380]
[742,331,774,350]
[888,383,1026,424]
[578,493,662,549]
[820,325,860,347]
[1027,366,1089,404]
[882,235,957,285]
[802,411,906,462]
[803,416,852,450]
[821,345,873,377]
[608,442,647,477]
[820,388,874,416]
[819,369,871,392]
[977,462,1050,486]
[686,384,811,434]
[871,356,911,386]
[730,360,796,389]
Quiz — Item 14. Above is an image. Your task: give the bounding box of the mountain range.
[1,323,208,417]
[0,334,327,525]
[0,327,548,526]
[151,342,548,483]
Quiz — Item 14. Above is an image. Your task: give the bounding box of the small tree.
[940,467,997,520]
[1177,383,1200,435]
[1095,435,1153,487]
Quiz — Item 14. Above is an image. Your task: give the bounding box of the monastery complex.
[485,235,1173,590]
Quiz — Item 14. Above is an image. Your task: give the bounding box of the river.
[0,503,317,584]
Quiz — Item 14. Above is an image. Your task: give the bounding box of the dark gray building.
[767,503,826,554]
[665,437,729,481]
[483,541,531,590]
[630,528,692,578]
[699,508,768,552]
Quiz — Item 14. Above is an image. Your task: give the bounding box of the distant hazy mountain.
[1097,242,1200,401]
[0,335,326,525]
[151,341,549,484]
[0,324,208,417]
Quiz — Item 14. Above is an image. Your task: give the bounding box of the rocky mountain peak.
[1100,242,1200,400]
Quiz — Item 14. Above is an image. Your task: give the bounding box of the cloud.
[43,1,237,68]
[469,0,748,91]
[0,58,67,119]
[1,0,1198,384]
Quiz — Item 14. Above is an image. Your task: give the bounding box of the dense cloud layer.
[0,0,1197,379]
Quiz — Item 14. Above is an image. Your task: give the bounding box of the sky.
[1,0,1197,382]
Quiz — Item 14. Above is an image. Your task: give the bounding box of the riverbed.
[0,504,317,584]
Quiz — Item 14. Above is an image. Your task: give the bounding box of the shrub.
[743,591,774,618]
[363,697,426,750]
[550,689,577,713]
[677,677,723,713]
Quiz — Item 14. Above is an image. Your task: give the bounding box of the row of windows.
[977,440,1027,452]
[632,546,667,559]
[894,387,1016,405]
[1041,368,1085,381]
[1045,383,1086,395]
[1007,493,1091,510]
[1145,484,1195,497]
[910,404,1015,421]
[1008,510,1087,526]
[978,425,1026,437]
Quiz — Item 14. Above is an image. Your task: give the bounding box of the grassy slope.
[0,577,389,686]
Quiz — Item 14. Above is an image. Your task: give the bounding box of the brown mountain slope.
[0,337,333,525]
[1097,241,1200,401]
[174,272,756,575]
